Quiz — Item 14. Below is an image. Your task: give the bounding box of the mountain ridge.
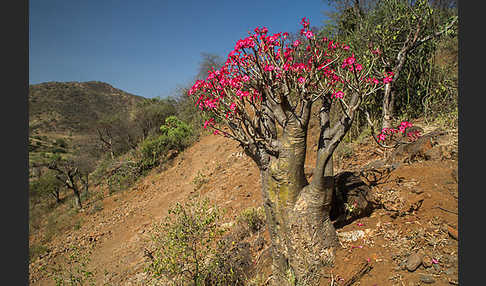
[29,81,146,135]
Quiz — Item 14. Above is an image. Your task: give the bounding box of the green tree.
[133,97,178,140]
[326,0,458,129]
[29,170,64,204]
[47,155,84,209]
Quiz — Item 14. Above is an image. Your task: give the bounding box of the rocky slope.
[29,120,458,286]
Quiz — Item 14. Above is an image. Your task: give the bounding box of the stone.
[419,274,435,284]
[406,253,423,272]
[445,268,455,275]
[422,256,433,268]
[447,225,458,240]
[337,230,365,242]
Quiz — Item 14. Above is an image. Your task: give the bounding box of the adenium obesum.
[188,17,415,144]
[377,121,420,143]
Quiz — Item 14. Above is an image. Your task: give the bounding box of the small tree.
[187,18,416,285]
[95,113,139,159]
[146,196,225,285]
[133,97,178,140]
[29,170,64,204]
[47,155,84,209]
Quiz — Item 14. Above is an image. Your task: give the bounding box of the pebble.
[406,253,423,272]
[444,268,455,275]
[447,225,458,240]
[419,274,435,284]
[422,256,432,268]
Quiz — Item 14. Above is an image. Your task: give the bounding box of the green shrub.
[237,207,266,233]
[51,147,67,154]
[335,143,354,159]
[139,134,171,170]
[106,161,140,194]
[54,138,68,148]
[47,245,95,286]
[29,243,49,262]
[146,196,228,285]
[192,170,209,191]
[139,116,194,171]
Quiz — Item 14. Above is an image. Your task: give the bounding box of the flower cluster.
[188,17,393,133]
[377,121,419,142]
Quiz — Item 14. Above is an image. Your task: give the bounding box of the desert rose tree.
[189,18,398,285]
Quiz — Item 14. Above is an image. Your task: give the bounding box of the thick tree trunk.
[260,121,338,286]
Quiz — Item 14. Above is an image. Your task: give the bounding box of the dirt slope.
[29,122,458,286]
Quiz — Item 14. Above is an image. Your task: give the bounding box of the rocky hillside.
[29,81,145,135]
[28,118,459,286]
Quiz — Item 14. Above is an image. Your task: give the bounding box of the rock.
[386,131,447,164]
[447,225,458,240]
[406,253,423,272]
[445,268,455,275]
[424,146,443,161]
[422,255,433,268]
[331,171,374,227]
[451,168,458,183]
[419,274,436,284]
[337,230,365,242]
[221,221,235,229]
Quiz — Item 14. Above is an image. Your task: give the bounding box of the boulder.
[331,171,374,228]
[405,253,422,272]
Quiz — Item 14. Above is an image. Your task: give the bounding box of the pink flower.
[355,64,362,71]
[264,64,274,71]
[213,130,219,135]
[378,133,386,142]
[242,75,249,82]
[432,258,439,264]
[298,77,305,84]
[203,118,214,129]
[383,76,393,84]
[346,55,355,65]
[332,91,344,99]
[357,223,364,226]
[230,102,237,110]
[305,30,314,39]
[293,40,301,47]
[343,45,350,51]
[301,17,310,28]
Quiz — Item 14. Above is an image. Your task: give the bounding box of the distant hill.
[29,81,146,135]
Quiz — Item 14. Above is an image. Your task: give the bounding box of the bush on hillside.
[139,116,193,171]
[146,196,233,285]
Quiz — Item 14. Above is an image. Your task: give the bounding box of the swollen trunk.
[260,126,338,285]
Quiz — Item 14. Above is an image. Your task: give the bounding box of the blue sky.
[30,0,333,98]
